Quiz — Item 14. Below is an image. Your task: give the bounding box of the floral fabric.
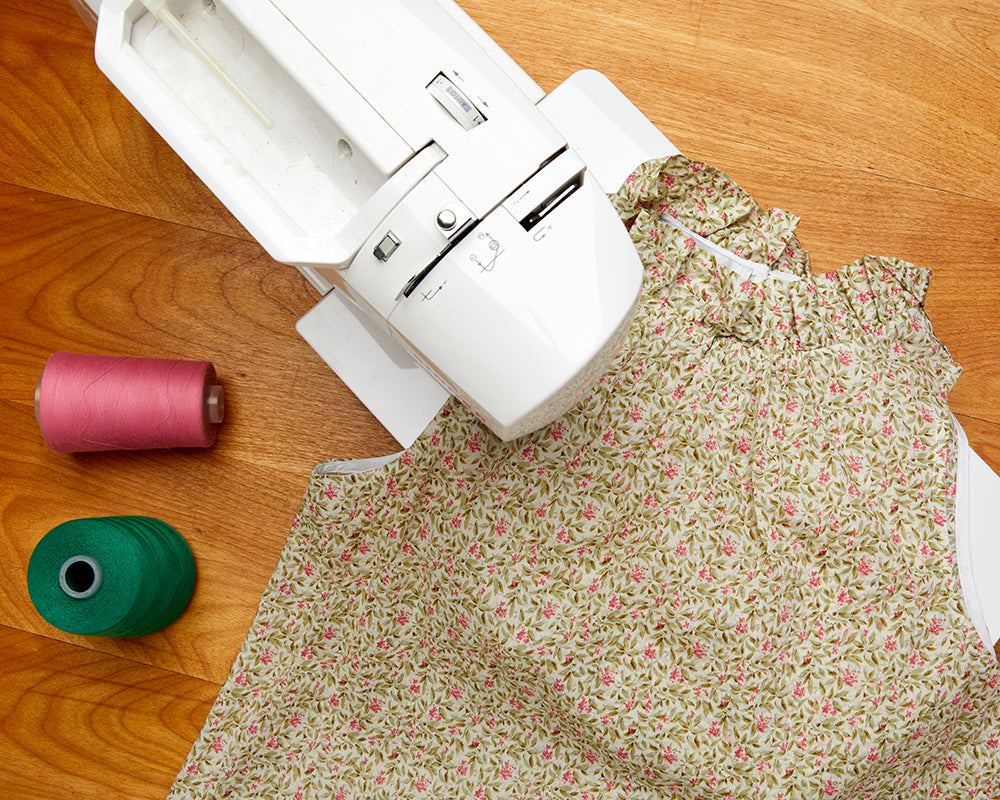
[169,156,1000,799]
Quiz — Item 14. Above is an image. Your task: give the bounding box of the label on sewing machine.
[426,73,487,130]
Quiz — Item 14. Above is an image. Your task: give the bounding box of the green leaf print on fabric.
[169,156,1000,800]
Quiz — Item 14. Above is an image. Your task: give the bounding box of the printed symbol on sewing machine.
[478,231,501,250]
[533,224,553,243]
[421,281,446,301]
[471,232,504,273]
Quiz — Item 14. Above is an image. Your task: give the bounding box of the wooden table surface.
[1,0,997,797]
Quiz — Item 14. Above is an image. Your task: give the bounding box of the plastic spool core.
[33,375,43,429]
[59,555,104,599]
[204,384,225,425]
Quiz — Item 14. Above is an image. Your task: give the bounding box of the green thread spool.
[27,516,196,637]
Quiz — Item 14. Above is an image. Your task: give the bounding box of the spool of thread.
[26,516,196,637]
[35,352,224,453]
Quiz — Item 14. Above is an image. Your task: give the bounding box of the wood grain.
[0,182,399,682]
[0,625,217,800]
[1,0,998,796]
[0,0,245,237]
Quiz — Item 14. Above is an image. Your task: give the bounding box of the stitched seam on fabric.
[660,214,801,283]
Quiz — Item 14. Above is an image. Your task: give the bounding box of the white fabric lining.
[953,418,986,644]
[313,452,404,477]
[953,416,995,650]
[660,214,802,283]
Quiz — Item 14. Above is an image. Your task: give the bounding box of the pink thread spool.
[35,352,225,453]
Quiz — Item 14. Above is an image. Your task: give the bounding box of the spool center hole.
[65,559,96,593]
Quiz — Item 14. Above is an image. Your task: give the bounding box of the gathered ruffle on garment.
[169,155,1000,799]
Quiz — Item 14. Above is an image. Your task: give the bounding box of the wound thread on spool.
[27,516,197,637]
[35,352,225,453]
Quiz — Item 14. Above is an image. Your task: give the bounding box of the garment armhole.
[953,415,993,648]
[313,452,405,477]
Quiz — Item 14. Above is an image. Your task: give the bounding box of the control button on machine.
[374,231,401,261]
[436,209,458,230]
[427,73,487,131]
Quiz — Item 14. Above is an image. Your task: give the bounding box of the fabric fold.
[168,155,998,800]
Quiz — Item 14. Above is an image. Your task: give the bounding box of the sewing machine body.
[86,0,677,443]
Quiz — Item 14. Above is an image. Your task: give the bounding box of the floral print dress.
[169,156,1000,799]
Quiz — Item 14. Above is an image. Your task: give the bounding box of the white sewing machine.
[69,0,1000,651]
[74,0,680,447]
